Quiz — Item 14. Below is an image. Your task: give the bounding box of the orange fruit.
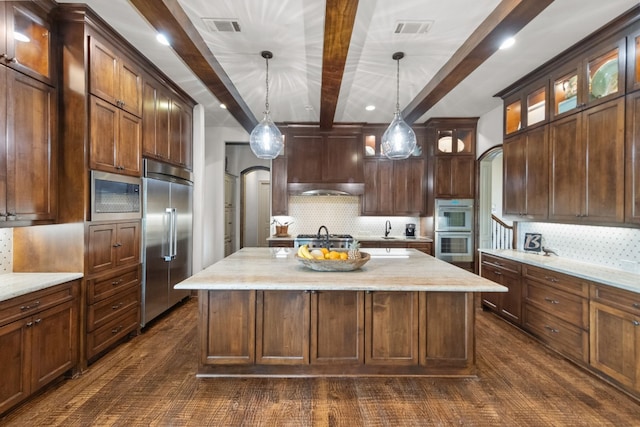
[329,251,341,260]
[320,248,329,255]
[340,252,348,260]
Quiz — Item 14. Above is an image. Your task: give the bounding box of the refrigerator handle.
[164,208,173,261]
[171,208,178,259]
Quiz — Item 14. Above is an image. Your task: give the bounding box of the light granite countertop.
[266,236,433,242]
[176,247,505,292]
[479,249,640,294]
[0,272,84,302]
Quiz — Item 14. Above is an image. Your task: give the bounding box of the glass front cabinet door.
[504,80,548,136]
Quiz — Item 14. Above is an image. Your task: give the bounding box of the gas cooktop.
[296,234,353,239]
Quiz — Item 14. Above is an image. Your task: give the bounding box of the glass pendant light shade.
[250,112,284,159]
[250,51,283,159]
[382,52,416,160]
[381,110,416,159]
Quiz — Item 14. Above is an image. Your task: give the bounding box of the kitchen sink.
[381,236,397,239]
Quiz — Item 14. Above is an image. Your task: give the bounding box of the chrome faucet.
[317,225,330,248]
[542,247,559,257]
[384,220,392,237]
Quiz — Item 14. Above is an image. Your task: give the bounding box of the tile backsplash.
[0,228,13,274]
[273,196,420,238]
[518,222,640,272]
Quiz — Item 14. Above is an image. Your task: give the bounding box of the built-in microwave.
[435,199,474,231]
[91,171,142,221]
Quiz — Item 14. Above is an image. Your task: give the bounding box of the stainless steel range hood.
[288,182,364,196]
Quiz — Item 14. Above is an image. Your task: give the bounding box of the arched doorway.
[477,146,508,250]
[240,166,270,248]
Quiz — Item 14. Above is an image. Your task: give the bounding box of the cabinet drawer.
[87,287,139,332]
[86,306,139,360]
[87,265,140,304]
[523,265,589,297]
[591,284,640,316]
[0,282,77,327]
[481,254,521,274]
[523,304,588,364]
[525,280,588,329]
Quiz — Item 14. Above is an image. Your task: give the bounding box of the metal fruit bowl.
[295,252,370,272]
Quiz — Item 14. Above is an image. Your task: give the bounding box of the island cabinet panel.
[364,291,419,366]
[256,290,310,365]
[420,292,474,371]
[310,291,364,364]
[200,290,255,365]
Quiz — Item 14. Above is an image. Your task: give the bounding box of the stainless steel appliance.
[435,199,474,263]
[141,159,193,326]
[90,171,141,221]
[294,234,353,249]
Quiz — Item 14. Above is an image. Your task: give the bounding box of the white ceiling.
[57,0,639,131]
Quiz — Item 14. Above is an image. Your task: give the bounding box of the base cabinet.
[0,280,78,415]
[480,254,522,325]
[199,289,474,376]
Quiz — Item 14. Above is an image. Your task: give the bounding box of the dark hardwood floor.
[2,297,639,426]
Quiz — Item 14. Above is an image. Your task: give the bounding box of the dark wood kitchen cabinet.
[89,34,142,117]
[270,155,288,215]
[365,291,419,366]
[86,221,140,275]
[286,130,363,184]
[0,280,79,415]
[625,90,640,224]
[256,290,311,365]
[89,95,141,176]
[362,158,394,215]
[549,98,624,223]
[503,125,549,220]
[480,253,522,325]
[0,66,57,225]
[590,284,640,393]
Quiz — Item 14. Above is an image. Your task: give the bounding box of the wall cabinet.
[362,157,425,216]
[503,79,548,136]
[503,125,549,219]
[86,221,140,275]
[89,35,142,117]
[590,284,640,391]
[270,156,288,216]
[625,90,640,224]
[549,98,624,223]
[362,159,394,215]
[0,1,54,85]
[89,95,141,176]
[1,66,57,225]
[0,280,78,415]
[426,118,477,200]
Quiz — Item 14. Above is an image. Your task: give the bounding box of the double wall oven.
[434,199,474,265]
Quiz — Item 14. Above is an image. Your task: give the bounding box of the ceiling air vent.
[202,18,241,33]
[394,20,433,35]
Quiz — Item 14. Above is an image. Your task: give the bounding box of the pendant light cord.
[395,57,400,112]
[265,56,270,114]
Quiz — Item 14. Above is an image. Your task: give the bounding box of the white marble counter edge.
[176,282,505,292]
[479,249,640,294]
[266,236,434,242]
[0,272,84,302]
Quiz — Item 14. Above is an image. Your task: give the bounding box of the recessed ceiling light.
[365,105,375,111]
[156,33,170,46]
[499,37,515,50]
[220,103,227,109]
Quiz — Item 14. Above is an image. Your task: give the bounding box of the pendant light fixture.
[381,52,416,160]
[250,50,284,159]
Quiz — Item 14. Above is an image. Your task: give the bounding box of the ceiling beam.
[319,0,359,129]
[128,0,258,133]
[403,0,555,124]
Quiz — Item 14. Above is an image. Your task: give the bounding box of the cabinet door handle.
[632,320,640,326]
[544,325,559,334]
[34,318,42,324]
[113,242,122,248]
[544,297,559,304]
[632,303,640,309]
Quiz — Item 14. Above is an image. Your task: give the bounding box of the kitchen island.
[176,247,506,377]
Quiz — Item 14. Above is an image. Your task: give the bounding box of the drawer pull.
[111,326,123,334]
[544,276,559,283]
[632,303,640,309]
[34,318,42,324]
[494,271,502,275]
[113,242,122,248]
[20,300,40,311]
[633,320,640,327]
[112,302,124,310]
[544,297,560,304]
[111,279,122,286]
[26,321,33,327]
[544,325,559,334]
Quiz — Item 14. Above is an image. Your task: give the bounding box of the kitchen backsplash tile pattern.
[275,196,420,238]
[0,228,13,274]
[518,222,640,273]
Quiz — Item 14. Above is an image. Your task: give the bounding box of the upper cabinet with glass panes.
[363,126,423,158]
[551,39,625,119]
[503,78,548,136]
[0,2,54,85]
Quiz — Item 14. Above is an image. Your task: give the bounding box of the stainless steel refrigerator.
[141,159,193,326]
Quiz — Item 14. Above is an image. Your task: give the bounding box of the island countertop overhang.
[176,247,507,292]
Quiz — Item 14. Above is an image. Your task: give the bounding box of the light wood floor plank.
[2,297,639,426]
